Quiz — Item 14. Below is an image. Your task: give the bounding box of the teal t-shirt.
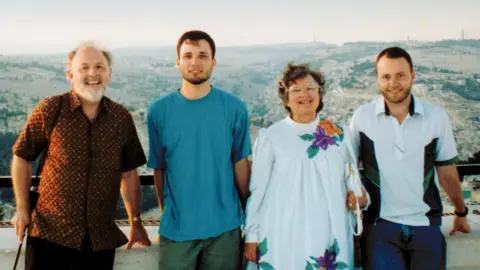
[147,86,252,241]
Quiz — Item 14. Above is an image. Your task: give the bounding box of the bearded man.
[11,41,151,270]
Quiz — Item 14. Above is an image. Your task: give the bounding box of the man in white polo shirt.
[350,46,471,270]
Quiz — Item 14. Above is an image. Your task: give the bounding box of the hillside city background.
[0,39,479,220]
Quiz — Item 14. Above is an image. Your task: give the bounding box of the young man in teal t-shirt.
[147,30,252,270]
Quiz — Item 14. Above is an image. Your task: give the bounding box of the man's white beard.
[75,85,106,103]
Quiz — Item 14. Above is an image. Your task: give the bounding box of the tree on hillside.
[0,132,18,176]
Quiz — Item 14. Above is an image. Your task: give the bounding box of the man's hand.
[11,208,30,243]
[126,222,152,249]
[449,215,472,236]
[244,242,259,263]
[346,189,367,211]
[437,164,471,236]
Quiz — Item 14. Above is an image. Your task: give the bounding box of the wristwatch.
[130,216,142,224]
[454,206,469,217]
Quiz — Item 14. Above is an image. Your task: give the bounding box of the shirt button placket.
[84,123,93,233]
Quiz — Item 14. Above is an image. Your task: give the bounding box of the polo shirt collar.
[375,94,424,116]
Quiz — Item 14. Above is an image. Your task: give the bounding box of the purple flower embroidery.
[312,127,336,150]
[299,119,344,159]
[316,249,336,270]
[306,239,348,269]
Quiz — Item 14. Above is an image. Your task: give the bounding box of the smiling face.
[176,39,216,86]
[376,56,415,105]
[67,46,111,103]
[286,75,321,118]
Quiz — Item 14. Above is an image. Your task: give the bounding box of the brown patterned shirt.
[13,90,146,251]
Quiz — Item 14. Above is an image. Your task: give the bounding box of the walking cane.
[12,233,25,270]
[12,188,39,270]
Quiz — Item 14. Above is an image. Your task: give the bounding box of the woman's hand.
[346,188,367,210]
[244,242,259,263]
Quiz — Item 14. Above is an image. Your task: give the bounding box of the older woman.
[243,63,368,270]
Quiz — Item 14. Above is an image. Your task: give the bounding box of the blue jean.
[361,218,446,270]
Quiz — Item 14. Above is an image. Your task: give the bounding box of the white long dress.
[244,115,357,270]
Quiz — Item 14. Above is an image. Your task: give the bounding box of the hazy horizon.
[1,0,479,54]
[2,38,479,57]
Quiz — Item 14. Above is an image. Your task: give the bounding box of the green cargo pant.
[159,227,242,270]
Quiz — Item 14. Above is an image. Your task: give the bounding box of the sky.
[1,0,479,54]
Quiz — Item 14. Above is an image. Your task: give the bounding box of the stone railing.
[0,164,479,269]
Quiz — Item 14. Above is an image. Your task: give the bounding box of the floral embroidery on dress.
[257,238,275,270]
[299,119,344,158]
[305,239,348,270]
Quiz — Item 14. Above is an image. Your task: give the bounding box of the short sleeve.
[146,104,165,170]
[12,100,47,161]
[243,128,274,243]
[435,110,459,166]
[231,103,252,163]
[121,113,147,172]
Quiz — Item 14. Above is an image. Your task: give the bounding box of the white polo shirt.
[349,94,459,226]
